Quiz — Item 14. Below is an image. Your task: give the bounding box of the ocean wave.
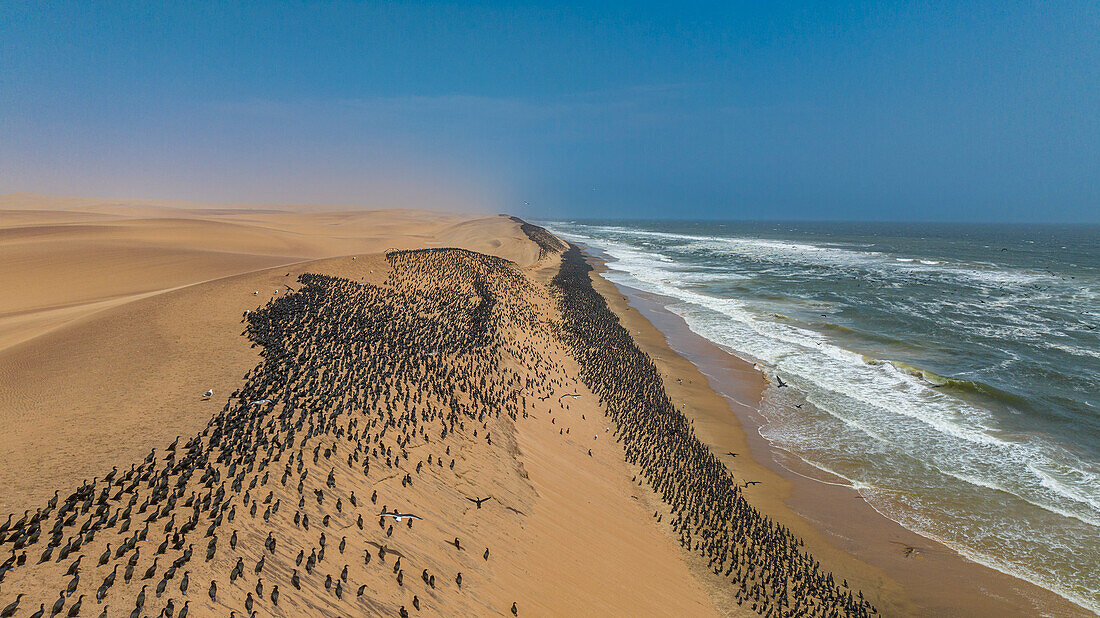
[567,223,1071,290]
[554,230,1100,608]
[547,220,1100,612]
[872,358,1040,409]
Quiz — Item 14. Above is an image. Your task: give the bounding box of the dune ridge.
[0,198,903,617]
[0,212,725,616]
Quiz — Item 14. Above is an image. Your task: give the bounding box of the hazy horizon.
[2,2,1097,223]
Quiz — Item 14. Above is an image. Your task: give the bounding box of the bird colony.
[0,229,874,617]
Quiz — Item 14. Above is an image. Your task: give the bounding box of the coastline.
[579,246,1091,617]
[1,201,1089,617]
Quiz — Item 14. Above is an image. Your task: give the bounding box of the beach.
[548,219,1100,616]
[585,261,1089,617]
[0,196,1086,617]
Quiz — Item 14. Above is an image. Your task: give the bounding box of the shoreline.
[579,246,1090,617]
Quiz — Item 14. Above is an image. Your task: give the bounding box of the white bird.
[248,399,271,406]
[378,510,421,523]
[202,389,214,398]
[252,291,259,295]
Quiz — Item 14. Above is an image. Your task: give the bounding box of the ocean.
[543,219,1100,613]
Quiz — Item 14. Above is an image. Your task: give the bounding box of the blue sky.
[2,1,1097,221]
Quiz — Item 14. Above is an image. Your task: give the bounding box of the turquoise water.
[544,220,1100,613]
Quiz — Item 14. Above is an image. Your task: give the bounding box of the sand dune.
[0,201,722,616]
[0,195,535,357]
[1,195,1084,618]
[0,196,538,515]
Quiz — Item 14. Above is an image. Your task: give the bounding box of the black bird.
[467,496,492,509]
[65,595,83,617]
[0,594,22,618]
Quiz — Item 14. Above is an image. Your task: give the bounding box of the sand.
[0,196,718,616]
[0,194,1078,617]
[0,195,533,516]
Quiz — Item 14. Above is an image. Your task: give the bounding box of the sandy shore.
[0,195,1080,617]
[581,250,1091,617]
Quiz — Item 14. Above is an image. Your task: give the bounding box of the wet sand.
[583,251,1090,617]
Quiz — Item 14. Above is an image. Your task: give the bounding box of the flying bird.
[378,510,422,523]
[466,497,492,509]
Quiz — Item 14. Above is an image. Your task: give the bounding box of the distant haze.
[2,2,1097,222]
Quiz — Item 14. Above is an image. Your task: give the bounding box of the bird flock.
[0,225,875,617]
[552,244,875,617]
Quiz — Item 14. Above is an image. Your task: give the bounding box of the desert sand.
[0,194,1053,618]
[0,196,720,617]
